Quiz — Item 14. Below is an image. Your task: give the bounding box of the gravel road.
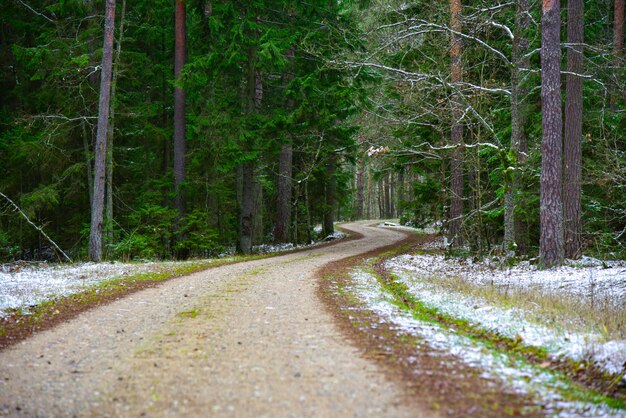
[0,222,433,418]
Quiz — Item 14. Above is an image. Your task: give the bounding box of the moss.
[176,309,200,319]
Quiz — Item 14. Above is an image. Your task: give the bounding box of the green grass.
[176,308,200,319]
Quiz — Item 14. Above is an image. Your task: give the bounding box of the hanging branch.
[0,191,72,263]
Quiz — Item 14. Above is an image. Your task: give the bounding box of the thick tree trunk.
[449,0,464,247]
[239,46,262,254]
[274,47,295,243]
[174,0,186,229]
[275,143,293,242]
[504,0,531,256]
[105,0,126,249]
[323,156,336,236]
[540,0,564,267]
[88,0,116,261]
[563,0,584,259]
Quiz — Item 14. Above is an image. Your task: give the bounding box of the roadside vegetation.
[323,227,625,416]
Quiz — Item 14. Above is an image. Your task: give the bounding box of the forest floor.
[0,222,624,417]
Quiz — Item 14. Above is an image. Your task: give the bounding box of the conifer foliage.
[0,1,624,263]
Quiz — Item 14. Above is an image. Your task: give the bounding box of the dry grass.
[414,272,626,341]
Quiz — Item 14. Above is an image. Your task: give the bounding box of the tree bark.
[397,167,404,220]
[504,0,531,256]
[174,0,186,229]
[88,0,116,261]
[449,0,464,247]
[239,162,254,253]
[563,0,584,259]
[616,0,625,54]
[275,143,293,242]
[82,121,93,211]
[323,155,336,236]
[105,0,126,249]
[274,47,295,243]
[540,0,564,267]
[613,0,625,105]
[239,46,262,254]
[356,156,364,219]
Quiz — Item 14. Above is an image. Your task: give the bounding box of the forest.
[0,0,624,266]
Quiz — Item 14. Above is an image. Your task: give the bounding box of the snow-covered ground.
[348,269,626,417]
[385,253,626,377]
[253,231,346,254]
[0,259,218,317]
[378,221,439,235]
[0,231,348,317]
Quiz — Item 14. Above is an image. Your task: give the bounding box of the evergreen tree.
[89,0,116,261]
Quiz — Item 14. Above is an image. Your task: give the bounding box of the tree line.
[0,0,624,266]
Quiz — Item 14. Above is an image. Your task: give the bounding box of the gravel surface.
[0,222,433,417]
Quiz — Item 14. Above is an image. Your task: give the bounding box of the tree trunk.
[563,0,584,259]
[616,0,625,55]
[366,166,372,219]
[88,0,116,261]
[173,0,186,230]
[253,171,263,245]
[323,156,336,236]
[612,0,625,105]
[275,143,293,242]
[356,157,364,219]
[540,0,564,267]
[82,121,93,211]
[105,0,126,249]
[239,162,254,254]
[397,167,404,220]
[449,0,464,247]
[504,0,531,257]
[274,47,295,243]
[239,46,261,254]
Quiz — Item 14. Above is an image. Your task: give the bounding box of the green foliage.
[0,230,20,260]
[175,210,225,258]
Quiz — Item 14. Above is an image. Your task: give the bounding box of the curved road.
[0,222,432,417]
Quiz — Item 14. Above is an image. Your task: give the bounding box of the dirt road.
[0,222,433,417]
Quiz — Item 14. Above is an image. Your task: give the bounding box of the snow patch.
[0,260,209,316]
[347,269,625,417]
[378,222,440,235]
[386,254,626,378]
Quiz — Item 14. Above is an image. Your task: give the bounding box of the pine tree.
[89,0,116,261]
[563,0,584,259]
[504,0,531,257]
[174,0,187,248]
[448,0,464,247]
[540,0,565,267]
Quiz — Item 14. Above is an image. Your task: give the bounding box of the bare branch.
[0,192,72,262]
[485,20,514,40]
[16,0,54,23]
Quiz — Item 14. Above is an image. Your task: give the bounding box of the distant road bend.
[0,222,432,417]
